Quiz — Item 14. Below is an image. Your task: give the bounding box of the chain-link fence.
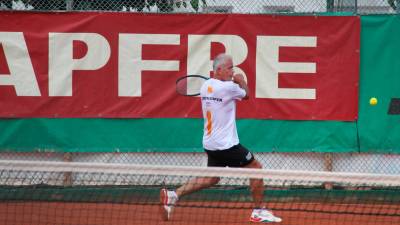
[1,152,400,176]
[0,0,399,14]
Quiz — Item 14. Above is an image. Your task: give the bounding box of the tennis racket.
[176,75,209,96]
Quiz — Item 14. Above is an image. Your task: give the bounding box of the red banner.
[0,12,359,120]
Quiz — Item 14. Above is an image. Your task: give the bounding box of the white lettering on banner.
[118,34,180,97]
[256,36,317,99]
[1,32,319,100]
[0,32,41,96]
[48,33,111,96]
[187,35,248,95]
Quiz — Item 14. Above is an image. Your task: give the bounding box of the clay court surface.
[1,201,399,225]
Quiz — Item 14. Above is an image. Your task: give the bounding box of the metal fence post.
[63,152,72,186]
[397,0,400,14]
[66,0,73,11]
[323,153,333,190]
[327,0,334,12]
[354,0,357,14]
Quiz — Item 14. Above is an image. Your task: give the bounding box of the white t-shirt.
[200,78,246,150]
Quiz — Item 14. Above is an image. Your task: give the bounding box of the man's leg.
[244,159,264,208]
[245,159,282,223]
[160,177,220,221]
[176,177,220,197]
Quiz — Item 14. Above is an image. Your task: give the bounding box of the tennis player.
[160,53,282,223]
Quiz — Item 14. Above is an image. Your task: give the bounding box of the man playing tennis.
[160,53,282,223]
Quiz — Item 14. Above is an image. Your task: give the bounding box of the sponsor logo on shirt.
[207,86,213,93]
[202,97,222,102]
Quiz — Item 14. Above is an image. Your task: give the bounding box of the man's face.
[217,58,234,81]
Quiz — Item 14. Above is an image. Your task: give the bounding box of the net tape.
[1,160,400,187]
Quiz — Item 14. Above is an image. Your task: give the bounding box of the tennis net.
[0,160,400,225]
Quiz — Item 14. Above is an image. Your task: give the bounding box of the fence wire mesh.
[0,0,399,14]
[1,152,400,176]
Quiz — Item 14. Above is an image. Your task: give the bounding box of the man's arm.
[233,74,249,100]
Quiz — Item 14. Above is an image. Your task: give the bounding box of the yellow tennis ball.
[369,97,378,106]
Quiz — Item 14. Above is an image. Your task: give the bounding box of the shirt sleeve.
[228,82,246,100]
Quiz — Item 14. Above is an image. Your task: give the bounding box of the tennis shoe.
[250,208,282,223]
[159,189,178,221]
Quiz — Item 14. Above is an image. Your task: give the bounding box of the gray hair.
[213,54,231,72]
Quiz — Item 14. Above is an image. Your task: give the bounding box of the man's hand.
[233,74,249,99]
[233,74,246,84]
